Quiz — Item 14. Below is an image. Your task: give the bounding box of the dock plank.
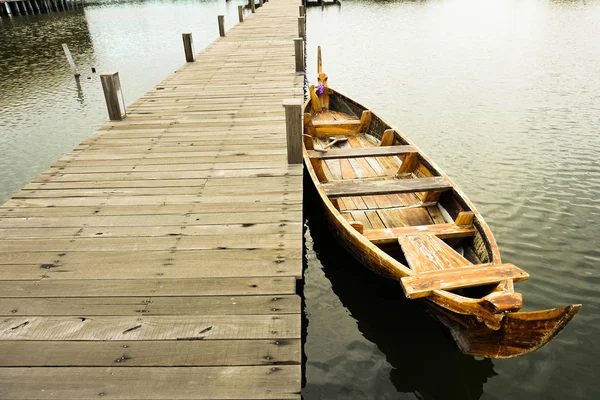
[0,0,303,396]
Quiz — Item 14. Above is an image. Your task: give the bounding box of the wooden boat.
[303,47,581,358]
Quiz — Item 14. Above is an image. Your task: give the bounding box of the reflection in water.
[304,180,497,400]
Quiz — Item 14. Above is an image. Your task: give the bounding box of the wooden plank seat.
[400,263,530,299]
[322,177,451,198]
[307,145,417,160]
[397,233,529,301]
[307,110,372,136]
[363,223,476,244]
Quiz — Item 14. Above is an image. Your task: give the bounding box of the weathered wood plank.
[0,295,300,316]
[0,277,296,297]
[307,144,416,160]
[400,263,529,299]
[0,339,301,366]
[323,177,452,198]
[363,223,476,244]
[0,366,301,399]
[0,315,300,341]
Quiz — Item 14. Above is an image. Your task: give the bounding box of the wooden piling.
[61,44,80,77]
[283,99,304,164]
[238,5,243,22]
[298,16,305,38]
[259,0,263,8]
[100,72,126,121]
[218,15,225,37]
[294,37,304,73]
[5,2,13,16]
[299,5,305,16]
[250,0,255,13]
[182,33,195,62]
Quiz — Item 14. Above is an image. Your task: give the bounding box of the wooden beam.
[479,291,523,313]
[380,129,395,146]
[455,211,474,226]
[307,145,417,160]
[398,152,419,174]
[182,33,195,63]
[238,5,243,22]
[100,72,126,121]
[400,263,529,299]
[304,113,316,136]
[349,221,364,234]
[303,134,314,150]
[294,37,304,73]
[323,177,451,198]
[218,15,225,37]
[357,110,372,133]
[363,223,476,244]
[283,99,303,164]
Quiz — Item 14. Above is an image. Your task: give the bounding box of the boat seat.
[322,177,451,198]
[397,233,529,299]
[307,145,417,160]
[400,263,530,299]
[307,110,372,136]
[363,223,475,244]
[398,233,472,273]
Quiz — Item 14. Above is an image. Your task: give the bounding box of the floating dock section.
[0,0,304,398]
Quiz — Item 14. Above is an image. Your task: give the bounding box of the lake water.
[1,0,599,399]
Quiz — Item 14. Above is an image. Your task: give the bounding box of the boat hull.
[302,87,580,358]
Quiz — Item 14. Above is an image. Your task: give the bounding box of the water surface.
[304,0,600,399]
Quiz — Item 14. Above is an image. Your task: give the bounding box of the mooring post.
[298,16,305,38]
[299,5,305,16]
[182,33,195,62]
[250,0,255,14]
[218,15,225,37]
[238,5,243,22]
[259,0,263,8]
[294,38,304,73]
[61,44,80,77]
[100,72,126,121]
[283,99,303,164]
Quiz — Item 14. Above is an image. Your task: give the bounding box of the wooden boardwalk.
[0,1,303,398]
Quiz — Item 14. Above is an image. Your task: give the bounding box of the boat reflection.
[304,180,497,399]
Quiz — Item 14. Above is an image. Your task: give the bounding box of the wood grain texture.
[0,339,301,367]
[323,176,451,198]
[400,263,529,299]
[0,366,301,399]
[0,0,302,396]
[307,144,416,160]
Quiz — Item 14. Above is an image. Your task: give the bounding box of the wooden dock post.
[182,33,195,62]
[250,0,255,13]
[299,5,305,16]
[218,15,225,37]
[294,37,304,73]
[238,5,243,22]
[298,16,305,38]
[283,99,303,164]
[100,72,126,121]
[61,44,80,77]
[259,0,263,8]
